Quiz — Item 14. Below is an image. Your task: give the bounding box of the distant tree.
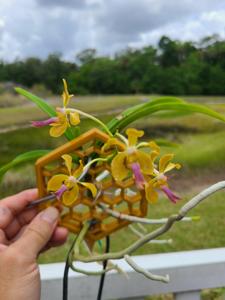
[199,64,225,95]
[179,53,203,95]
[0,61,8,81]
[20,58,43,87]
[0,35,225,96]
[158,36,180,67]
[76,49,97,65]
[43,53,76,93]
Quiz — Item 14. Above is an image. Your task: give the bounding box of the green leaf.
[15,87,56,116]
[152,110,193,119]
[107,97,185,131]
[107,98,225,133]
[119,96,185,115]
[0,150,50,181]
[64,127,76,141]
[72,126,81,138]
[15,87,75,141]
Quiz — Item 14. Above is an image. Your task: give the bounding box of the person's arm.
[0,189,68,300]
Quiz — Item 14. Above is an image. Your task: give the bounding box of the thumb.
[13,207,59,258]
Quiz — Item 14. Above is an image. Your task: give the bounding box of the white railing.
[40,247,225,300]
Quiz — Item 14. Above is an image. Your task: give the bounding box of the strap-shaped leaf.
[15,87,56,116]
[107,98,225,133]
[15,87,75,140]
[107,97,185,131]
[0,150,50,181]
[124,96,185,115]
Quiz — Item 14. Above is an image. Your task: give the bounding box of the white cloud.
[0,19,4,29]
[36,0,87,9]
[0,0,224,61]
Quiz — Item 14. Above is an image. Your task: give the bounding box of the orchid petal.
[159,153,174,173]
[47,174,68,192]
[56,111,67,121]
[65,177,76,189]
[79,182,97,197]
[150,151,159,163]
[136,151,153,175]
[149,141,160,153]
[164,162,181,173]
[62,183,79,207]
[145,183,158,204]
[111,152,129,181]
[126,128,144,146]
[69,112,80,126]
[49,121,68,137]
[62,79,73,107]
[73,160,84,178]
[62,154,73,175]
[101,138,119,153]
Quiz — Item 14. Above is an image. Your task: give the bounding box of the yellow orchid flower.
[50,79,80,137]
[103,128,154,182]
[49,108,80,138]
[47,154,97,207]
[131,151,181,204]
[32,79,80,137]
[144,177,180,204]
[144,153,181,204]
[154,153,181,183]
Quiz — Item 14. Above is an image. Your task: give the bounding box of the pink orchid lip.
[161,186,180,204]
[131,162,145,189]
[55,184,68,200]
[31,117,58,127]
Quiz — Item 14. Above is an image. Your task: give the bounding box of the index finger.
[0,189,38,215]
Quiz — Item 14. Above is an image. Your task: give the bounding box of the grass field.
[1,93,225,299]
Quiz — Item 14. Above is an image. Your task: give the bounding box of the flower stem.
[84,156,113,171]
[68,108,113,137]
[115,132,129,145]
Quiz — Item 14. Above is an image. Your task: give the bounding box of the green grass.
[0,127,58,166]
[1,94,225,299]
[2,93,225,129]
[0,94,141,128]
[174,131,225,170]
[135,103,225,135]
[1,126,225,194]
[0,106,47,128]
[38,190,225,263]
[1,94,225,264]
[36,189,225,299]
[0,93,27,108]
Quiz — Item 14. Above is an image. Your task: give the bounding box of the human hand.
[0,189,68,300]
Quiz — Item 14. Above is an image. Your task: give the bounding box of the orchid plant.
[1,79,225,297]
[31,82,182,209]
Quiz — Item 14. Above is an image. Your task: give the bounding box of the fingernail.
[40,207,59,224]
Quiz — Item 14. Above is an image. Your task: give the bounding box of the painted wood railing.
[40,247,225,300]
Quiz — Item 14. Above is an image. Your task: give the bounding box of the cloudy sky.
[0,0,225,61]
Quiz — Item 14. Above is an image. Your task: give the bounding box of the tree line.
[0,35,225,95]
